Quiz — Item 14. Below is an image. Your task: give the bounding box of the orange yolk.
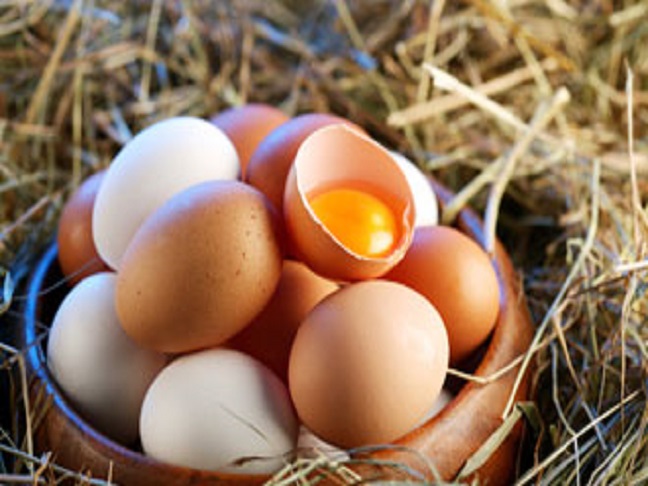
[308,187,399,258]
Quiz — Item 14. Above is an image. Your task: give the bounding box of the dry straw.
[1,0,648,484]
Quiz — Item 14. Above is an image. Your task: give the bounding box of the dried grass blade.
[502,157,601,419]
[456,404,523,480]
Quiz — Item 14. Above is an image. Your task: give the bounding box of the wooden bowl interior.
[22,179,534,485]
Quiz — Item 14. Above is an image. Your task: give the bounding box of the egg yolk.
[308,187,398,258]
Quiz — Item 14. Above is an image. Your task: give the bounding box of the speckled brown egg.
[57,171,110,285]
[115,180,284,354]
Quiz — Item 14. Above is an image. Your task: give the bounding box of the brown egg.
[288,280,449,449]
[227,259,338,382]
[283,124,415,281]
[116,180,284,354]
[245,113,363,214]
[210,104,289,178]
[385,225,500,365]
[57,171,110,285]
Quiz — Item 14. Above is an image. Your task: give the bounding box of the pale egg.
[47,272,166,445]
[92,116,239,269]
[140,348,298,474]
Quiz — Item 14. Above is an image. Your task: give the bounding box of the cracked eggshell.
[283,125,415,281]
[93,117,239,270]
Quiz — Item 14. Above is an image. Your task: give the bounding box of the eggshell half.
[93,117,239,270]
[283,125,415,281]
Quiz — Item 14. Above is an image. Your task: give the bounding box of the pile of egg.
[50,105,501,475]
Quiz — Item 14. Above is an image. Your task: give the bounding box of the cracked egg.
[283,124,415,282]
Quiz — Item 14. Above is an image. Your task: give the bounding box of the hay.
[1,0,648,484]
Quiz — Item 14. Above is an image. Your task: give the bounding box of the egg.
[93,116,239,270]
[116,180,283,354]
[47,272,166,445]
[283,124,415,281]
[57,170,110,285]
[390,151,439,228]
[288,280,449,448]
[140,348,298,474]
[245,113,363,214]
[227,259,338,383]
[385,225,500,364]
[210,103,290,177]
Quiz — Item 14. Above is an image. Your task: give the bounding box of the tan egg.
[228,259,338,383]
[245,113,363,214]
[116,180,283,354]
[210,103,289,177]
[283,124,415,281]
[288,280,449,449]
[385,225,500,365]
[57,171,110,285]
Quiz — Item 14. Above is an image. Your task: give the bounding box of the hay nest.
[1,0,647,484]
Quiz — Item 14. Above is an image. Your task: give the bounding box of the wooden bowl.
[22,180,534,485]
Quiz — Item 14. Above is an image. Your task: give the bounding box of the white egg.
[93,116,239,269]
[47,272,166,445]
[390,151,439,228]
[297,426,349,462]
[140,348,298,474]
